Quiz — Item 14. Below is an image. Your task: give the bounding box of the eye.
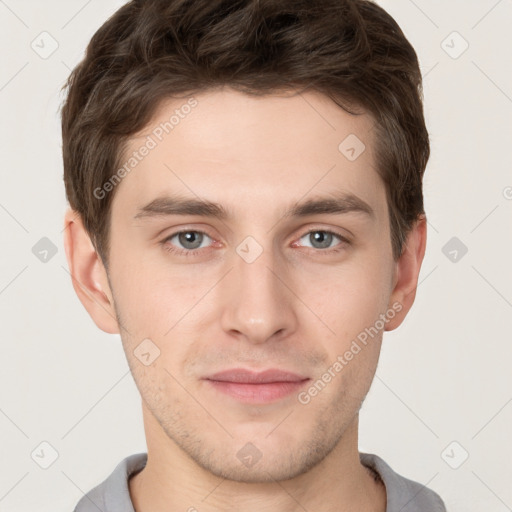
[160,228,350,257]
[295,229,349,252]
[162,230,213,255]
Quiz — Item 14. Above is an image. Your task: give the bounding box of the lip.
[203,368,310,404]
[205,368,308,383]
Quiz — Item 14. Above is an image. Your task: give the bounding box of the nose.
[219,241,298,345]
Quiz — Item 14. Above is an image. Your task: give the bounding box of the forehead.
[112,87,385,220]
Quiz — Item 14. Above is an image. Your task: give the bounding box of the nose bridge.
[220,235,296,343]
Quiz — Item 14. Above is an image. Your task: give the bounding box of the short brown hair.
[61,0,429,269]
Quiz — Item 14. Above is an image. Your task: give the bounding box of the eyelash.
[160,228,350,257]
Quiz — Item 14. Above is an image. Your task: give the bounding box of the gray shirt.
[73,452,447,511]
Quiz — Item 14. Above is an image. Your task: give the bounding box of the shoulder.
[73,453,148,512]
[360,452,447,512]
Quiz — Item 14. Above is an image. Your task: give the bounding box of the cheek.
[110,228,393,343]
[297,259,391,336]
[110,252,203,333]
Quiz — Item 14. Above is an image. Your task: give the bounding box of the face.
[93,88,402,482]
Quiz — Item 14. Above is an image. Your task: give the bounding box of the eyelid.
[292,228,350,250]
[163,228,215,248]
[160,225,217,243]
[160,225,351,255]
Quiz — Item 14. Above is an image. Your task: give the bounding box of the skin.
[64,87,426,512]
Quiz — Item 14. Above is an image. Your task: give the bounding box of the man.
[61,0,446,510]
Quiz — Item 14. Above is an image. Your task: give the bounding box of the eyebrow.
[133,192,374,221]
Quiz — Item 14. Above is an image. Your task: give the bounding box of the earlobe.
[63,208,120,334]
[385,215,427,331]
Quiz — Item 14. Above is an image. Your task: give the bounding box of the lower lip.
[205,379,310,403]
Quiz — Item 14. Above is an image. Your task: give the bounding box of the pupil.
[312,231,331,248]
[180,231,201,249]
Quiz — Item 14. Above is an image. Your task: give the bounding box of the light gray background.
[1,1,511,511]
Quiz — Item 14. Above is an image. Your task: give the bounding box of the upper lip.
[204,368,309,384]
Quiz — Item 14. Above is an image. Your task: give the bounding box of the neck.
[129,404,386,512]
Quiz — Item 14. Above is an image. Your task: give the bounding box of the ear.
[63,207,120,334]
[385,215,427,331]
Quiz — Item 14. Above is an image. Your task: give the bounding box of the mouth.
[202,368,311,404]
